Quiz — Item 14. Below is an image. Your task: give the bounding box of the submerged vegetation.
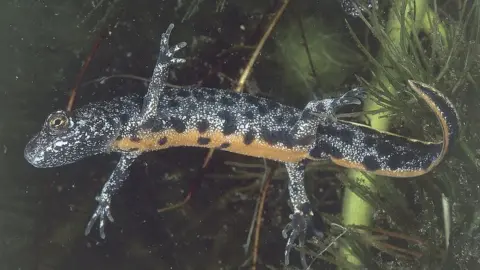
[292,0,479,269]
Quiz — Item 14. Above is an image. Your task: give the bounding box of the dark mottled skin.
[25,85,454,175]
[312,120,442,172]
[23,24,460,270]
[146,86,299,149]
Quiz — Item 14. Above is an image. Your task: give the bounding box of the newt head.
[25,105,122,168]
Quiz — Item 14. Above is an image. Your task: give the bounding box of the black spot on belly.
[197,137,211,145]
[244,110,255,120]
[130,134,141,142]
[309,140,333,159]
[170,117,186,133]
[219,142,231,149]
[177,89,191,97]
[129,147,139,151]
[338,129,355,145]
[196,119,209,134]
[218,110,237,135]
[330,145,344,159]
[223,122,237,135]
[318,142,332,156]
[220,96,235,107]
[315,140,344,159]
[260,128,281,145]
[363,155,381,171]
[158,136,168,145]
[168,99,180,108]
[244,130,255,145]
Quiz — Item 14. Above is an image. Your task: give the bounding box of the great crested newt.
[24,24,460,269]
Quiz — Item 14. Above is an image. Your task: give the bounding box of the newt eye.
[46,111,70,134]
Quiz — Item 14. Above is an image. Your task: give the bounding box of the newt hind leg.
[283,87,365,268]
[289,87,366,148]
[283,162,323,268]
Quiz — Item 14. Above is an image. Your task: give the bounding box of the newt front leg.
[139,24,187,125]
[85,24,187,238]
[85,152,139,238]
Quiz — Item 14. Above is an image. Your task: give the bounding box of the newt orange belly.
[112,128,310,163]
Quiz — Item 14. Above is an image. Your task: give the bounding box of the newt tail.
[308,80,460,178]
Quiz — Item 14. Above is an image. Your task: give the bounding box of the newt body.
[24,24,459,269]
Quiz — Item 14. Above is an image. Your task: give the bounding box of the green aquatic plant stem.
[341,0,432,266]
